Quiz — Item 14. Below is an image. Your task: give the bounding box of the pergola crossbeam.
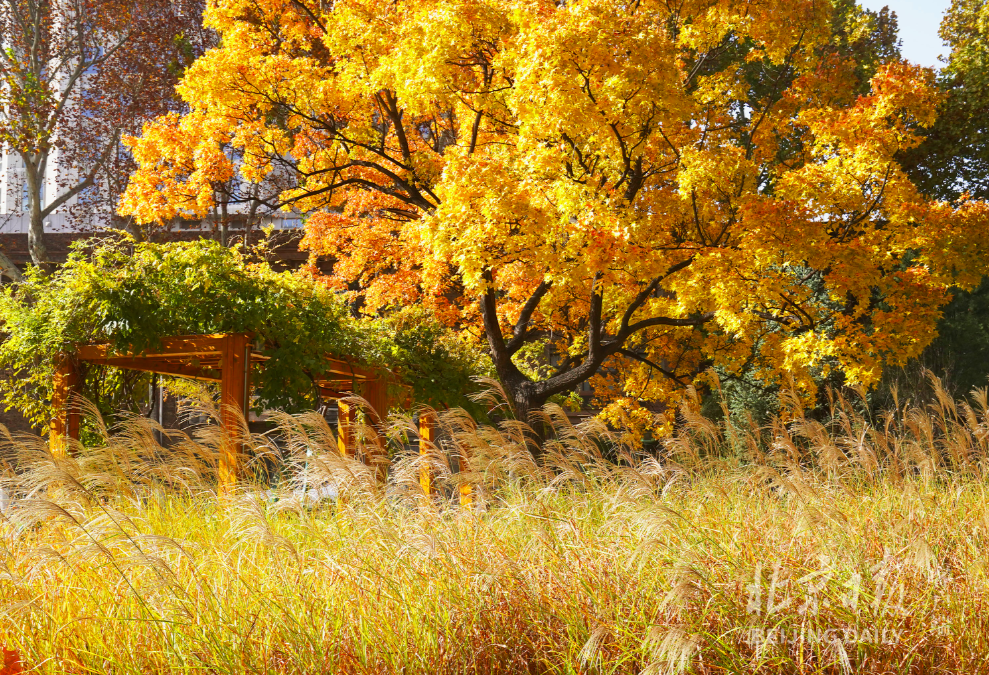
[85,357,222,382]
[76,334,230,361]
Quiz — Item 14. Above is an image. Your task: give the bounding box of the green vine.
[0,238,489,432]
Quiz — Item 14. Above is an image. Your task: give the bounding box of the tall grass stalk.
[1,381,988,673]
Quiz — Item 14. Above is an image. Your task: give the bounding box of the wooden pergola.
[50,332,434,492]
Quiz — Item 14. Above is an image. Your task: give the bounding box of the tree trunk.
[0,248,23,282]
[499,374,553,454]
[504,380,542,426]
[245,198,260,245]
[219,200,229,246]
[25,168,52,272]
[479,284,561,456]
[126,216,145,243]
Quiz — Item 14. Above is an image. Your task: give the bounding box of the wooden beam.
[51,354,81,457]
[77,334,231,361]
[76,336,385,384]
[315,379,359,391]
[318,358,384,381]
[83,357,221,382]
[218,333,251,493]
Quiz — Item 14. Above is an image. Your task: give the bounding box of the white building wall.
[0,145,8,217]
[0,146,82,233]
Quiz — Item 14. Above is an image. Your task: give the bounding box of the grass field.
[2,385,989,673]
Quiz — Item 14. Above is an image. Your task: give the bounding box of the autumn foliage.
[121,0,989,423]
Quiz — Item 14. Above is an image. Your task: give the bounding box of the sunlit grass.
[2,382,989,673]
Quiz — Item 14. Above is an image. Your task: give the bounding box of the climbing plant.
[0,238,487,431]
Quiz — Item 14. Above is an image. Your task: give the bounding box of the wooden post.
[51,354,81,456]
[218,333,250,493]
[362,379,390,481]
[362,379,389,427]
[418,412,436,496]
[459,462,473,510]
[337,401,356,457]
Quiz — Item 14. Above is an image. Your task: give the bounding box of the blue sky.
[860,0,952,68]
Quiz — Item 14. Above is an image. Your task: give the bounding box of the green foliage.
[883,1,989,406]
[700,369,780,428]
[0,238,487,431]
[827,0,901,89]
[899,0,989,202]
[366,306,493,417]
[874,278,989,407]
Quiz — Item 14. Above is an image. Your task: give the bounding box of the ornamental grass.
[1,381,989,674]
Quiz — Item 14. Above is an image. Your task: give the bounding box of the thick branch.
[0,247,23,282]
[41,128,121,218]
[616,256,696,338]
[505,280,552,355]
[479,271,526,387]
[624,312,715,335]
[617,348,689,386]
[376,90,412,163]
[468,110,483,155]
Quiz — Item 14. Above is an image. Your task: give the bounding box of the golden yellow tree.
[121,0,989,424]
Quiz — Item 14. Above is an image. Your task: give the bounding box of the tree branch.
[468,109,483,155]
[0,246,23,282]
[479,269,526,386]
[616,255,695,338]
[617,348,689,386]
[624,311,715,335]
[41,128,121,218]
[505,280,552,355]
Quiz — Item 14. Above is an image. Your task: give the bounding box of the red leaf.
[1,649,24,675]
